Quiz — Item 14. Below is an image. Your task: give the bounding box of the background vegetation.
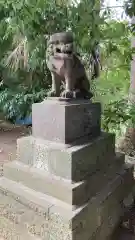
[0,0,135,154]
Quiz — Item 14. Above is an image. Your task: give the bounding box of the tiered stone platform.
[0,98,134,240]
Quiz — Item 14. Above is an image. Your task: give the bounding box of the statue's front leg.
[48,73,61,97]
[61,74,74,98]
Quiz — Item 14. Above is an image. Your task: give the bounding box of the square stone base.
[0,163,134,240]
[16,132,115,181]
[32,99,101,144]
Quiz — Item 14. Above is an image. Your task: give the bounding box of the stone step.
[3,153,125,206]
[0,193,40,239]
[0,217,40,240]
[0,163,134,240]
[0,185,71,240]
[17,132,116,181]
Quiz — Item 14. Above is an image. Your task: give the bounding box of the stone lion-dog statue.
[46,31,93,99]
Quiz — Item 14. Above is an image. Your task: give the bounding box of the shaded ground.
[0,121,135,239]
[111,226,135,240]
[0,120,29,164]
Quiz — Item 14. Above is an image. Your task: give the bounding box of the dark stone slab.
[32,99,101,144]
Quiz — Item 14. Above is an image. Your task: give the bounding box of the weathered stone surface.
[70,132,115,181]
[17,137,35,166]
[0,164,134,240]
[0,194,38,239]
[90,202,123,240]
[32,100,101,144]
[71,165,134,239]
[4,160,74,205]
[72,152,125,206]
[16,132,115,181]
[3,153,124,206]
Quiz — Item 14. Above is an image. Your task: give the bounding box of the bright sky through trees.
[104,0,129,20]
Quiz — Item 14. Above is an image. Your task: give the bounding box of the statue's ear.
[44,35,50,45]
[44,34,49,40]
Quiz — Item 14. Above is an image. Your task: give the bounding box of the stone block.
[17,137,35,165]
[16,132,115,181]
[0,163,134,240]
[90,202,123,240]
[71,165,134,237]
[72,152,125,206]
[32,99,101,144]
[70,132,115,181]
[3,153,124,206]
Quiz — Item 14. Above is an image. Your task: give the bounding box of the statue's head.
[49,32,73,44]
[47,32,75,57]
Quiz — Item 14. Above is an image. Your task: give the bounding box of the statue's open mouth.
[56,48,72,55]
[56,48,61,53]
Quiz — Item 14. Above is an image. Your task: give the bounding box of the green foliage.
[0,87,47,122]
[92,15,132,138]
[0,0,102,121]
[102,99,129,132]
[100,97,135,139]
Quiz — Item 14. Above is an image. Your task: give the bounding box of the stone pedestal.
[32,99,101,144]
[0,98,134,240]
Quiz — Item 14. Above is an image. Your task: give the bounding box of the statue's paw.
[47,90,57,97]
[74,89,83,98]
[61,90,74,99]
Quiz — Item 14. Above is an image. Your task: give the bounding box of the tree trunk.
[118,17,135,156]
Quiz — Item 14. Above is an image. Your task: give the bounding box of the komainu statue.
[46,32,93,99]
